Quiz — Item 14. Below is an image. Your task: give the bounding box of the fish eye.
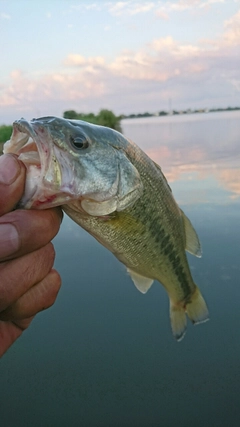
[70,135,89,150]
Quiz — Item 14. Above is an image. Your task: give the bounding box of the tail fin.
[186,286,209,325]
[170,286,209,341]
[170,302,187,342]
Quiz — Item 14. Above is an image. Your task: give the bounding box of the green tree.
[63,109,122,132]
[97,109,119,129]
[63,110,79,120]
[0,125,12,143]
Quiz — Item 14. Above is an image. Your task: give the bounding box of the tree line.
[1,105,239,150]
[63,109,122,131]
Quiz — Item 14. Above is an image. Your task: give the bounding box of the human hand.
[0,154,62,357]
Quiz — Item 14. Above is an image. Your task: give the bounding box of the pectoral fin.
[180,209,202,257]
[81,198,118,216]
[127,268,154,294]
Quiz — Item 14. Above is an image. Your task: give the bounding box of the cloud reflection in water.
[122,111,240,204]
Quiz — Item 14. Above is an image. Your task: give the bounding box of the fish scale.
[64,146,193,299]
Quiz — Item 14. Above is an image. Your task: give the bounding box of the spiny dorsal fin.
[127,268,154,294]
[180,209,202,258]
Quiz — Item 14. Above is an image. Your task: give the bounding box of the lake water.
[1,111,240,427]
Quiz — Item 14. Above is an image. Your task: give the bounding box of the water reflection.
[122,111,240,202]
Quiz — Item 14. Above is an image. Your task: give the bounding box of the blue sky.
[0,0,240,124]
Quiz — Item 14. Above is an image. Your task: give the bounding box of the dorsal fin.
[180,209,202,258]
[127,268,154,294]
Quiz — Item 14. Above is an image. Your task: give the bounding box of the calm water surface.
[1,111,240,427]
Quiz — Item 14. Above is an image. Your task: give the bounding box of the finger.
[0,207,63,261]
[0,154,26,215]
[0,270,61,321]
[0,243,55,312]
[0,317,34,358]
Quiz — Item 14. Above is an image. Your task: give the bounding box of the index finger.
[0,208,63,261]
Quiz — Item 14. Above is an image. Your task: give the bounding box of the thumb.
[0,154,26,216]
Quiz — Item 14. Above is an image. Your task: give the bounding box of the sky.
[0,0,240,124]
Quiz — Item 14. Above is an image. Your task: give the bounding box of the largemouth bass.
[3,116,209,341]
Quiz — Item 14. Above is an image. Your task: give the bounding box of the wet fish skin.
[63,127,208,340]
[3,116,209,340]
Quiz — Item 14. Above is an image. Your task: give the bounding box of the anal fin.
[127,268,154,294]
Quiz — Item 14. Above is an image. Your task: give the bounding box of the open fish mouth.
[3,118,71,209]
[3,116,143,215]
[4,119,42,166]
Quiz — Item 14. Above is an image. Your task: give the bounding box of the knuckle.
[47,208,63,233]
[42,270,61,309]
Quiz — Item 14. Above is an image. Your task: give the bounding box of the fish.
[3,116,209,341]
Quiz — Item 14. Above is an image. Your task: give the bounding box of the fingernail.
[0,223,19,258]
[0,155,21,185]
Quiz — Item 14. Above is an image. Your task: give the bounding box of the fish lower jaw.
[21,184,81,209]
[29,194,58,209]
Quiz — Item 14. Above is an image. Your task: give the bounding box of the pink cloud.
[64,54,105,68]
[107,1,155,16]
[223,10,240,46]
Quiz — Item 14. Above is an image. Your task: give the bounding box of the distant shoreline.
[1,108,240,155]
[121,106,240,120]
